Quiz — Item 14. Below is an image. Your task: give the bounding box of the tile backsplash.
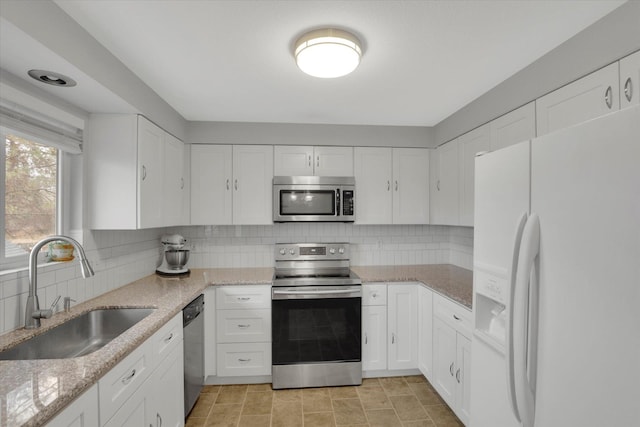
[0,224,472,334]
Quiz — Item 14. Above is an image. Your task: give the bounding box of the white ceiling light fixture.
[294,28,362,79]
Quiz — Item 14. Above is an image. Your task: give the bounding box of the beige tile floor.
[186,376,464,427]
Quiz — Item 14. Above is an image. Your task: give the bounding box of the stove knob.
[289,248,295,255]
[279,248,286,255]
[329,248,336,255]
[338,247,345,254]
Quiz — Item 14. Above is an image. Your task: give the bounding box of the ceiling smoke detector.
[294,28,362,78]
[28,70,77,87]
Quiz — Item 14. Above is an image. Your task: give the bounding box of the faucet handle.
[32,295,60,320]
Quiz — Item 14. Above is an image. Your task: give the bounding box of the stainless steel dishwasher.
[183,294,204,417]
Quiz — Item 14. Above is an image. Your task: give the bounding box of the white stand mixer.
[156,234,190,276]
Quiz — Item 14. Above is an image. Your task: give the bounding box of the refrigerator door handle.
[506,212,528,424]
[510,213,540,427]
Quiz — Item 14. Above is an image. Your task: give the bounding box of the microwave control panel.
[342,190,354,216]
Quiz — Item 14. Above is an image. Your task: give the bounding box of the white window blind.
[0,100,83,154]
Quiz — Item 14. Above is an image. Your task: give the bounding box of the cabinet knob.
[624,77,633,102]
[605,86,613,109]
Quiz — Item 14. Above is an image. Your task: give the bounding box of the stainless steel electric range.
[271,242,362,389]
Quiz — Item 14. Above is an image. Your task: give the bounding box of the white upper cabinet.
[430,139,460,226]
[489,102,536,151]
[191,145,273,225]
[620,50,640,109]
[354,147,393,224]
[233,145,274,224]
[88,114,186,229]
[355,147,429,224]
[458,123,491,227]
[274,146,353,176]
[191,144,233,225]
[536,62,619,136]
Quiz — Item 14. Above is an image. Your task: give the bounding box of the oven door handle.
[272,288,361,299]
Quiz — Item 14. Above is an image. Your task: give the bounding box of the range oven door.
[271,285,362,388]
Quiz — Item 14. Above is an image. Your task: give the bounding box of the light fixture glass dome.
[295,28,362,78]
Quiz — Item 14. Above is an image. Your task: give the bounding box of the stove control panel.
[275,243,350,261]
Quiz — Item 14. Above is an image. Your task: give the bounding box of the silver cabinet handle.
[387,181,390,191]
[624,77,633,102]
[364,333,368,345]
[122,369,136,384]
[164,332,173,343]
[316,155,320,168]
[456,368,461,383]
[449,362,454,377]
[308,155,312,167]
[226,179,230,190]
[453,314,461,321]
[238,358,251,362]
[371,292,377,298]
[237,324,250,328]
[237,297,251,301]
[437,180,440,191]
[391,333,396,344]
[157,413,162,427]
[605,86,613,109]
[395,180,398,191]
[234,179,238,190]
[142,165,147,181]
[180,177,184,189]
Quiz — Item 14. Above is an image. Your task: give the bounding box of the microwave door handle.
[336,189,341,217]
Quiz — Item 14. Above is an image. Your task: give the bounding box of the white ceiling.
[6,1,629,127]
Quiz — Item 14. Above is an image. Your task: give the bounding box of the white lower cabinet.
[215,286,272,377]
[100,313,184,427]
[432,294,472,425]
[362,283,419,373]
[418,286,434,381]
[45,384,99,427]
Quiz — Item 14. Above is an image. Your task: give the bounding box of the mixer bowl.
[165,249,189,270]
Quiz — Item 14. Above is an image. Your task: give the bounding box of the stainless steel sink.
[0,308,155,360]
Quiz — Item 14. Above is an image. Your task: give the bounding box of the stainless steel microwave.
[273,176,355,222]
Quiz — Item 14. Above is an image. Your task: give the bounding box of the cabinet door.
[232,145,274,224]
[387,284,418,370]
[163,133,185,226]
[620,50,640,109]
[432,317,457,408]
[455,334,472,426]
[362,305,387,372]
[314,146,354,176]
[149,344,184,427]
[137,116,165,228]
[458,123,490,226]
[431,139,459,225]
[191,145,233,225]
[536,62,619,136]
[274,145,314,176]
[45,384,99,427]
[418,286,433,381]
[392,148,429,224]
[103,378,151,427]
[490,102,536,151]
[354,147,392,224]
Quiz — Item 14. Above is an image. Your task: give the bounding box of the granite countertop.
[351,264,473,309]
[0,267,273,427]
[0,264,471,427]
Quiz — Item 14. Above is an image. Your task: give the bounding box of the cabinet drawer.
[99,341,152,426]
[216,342,272,376]
[216,309,271,343]
[362,283,387,306]
[150,312,183,365]
[433,294,472,338]
[216,286,271,309]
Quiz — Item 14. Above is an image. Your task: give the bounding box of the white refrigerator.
[470,105,640,427]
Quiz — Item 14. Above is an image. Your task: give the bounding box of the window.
[1,133,59,268]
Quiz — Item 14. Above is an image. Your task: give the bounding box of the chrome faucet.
[25,235,95,329]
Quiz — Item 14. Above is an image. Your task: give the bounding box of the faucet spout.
[25,235,95,329]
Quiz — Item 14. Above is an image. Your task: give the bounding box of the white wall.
[171,223,473,271]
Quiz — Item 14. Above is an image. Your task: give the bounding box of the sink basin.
[0,308,155,360]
